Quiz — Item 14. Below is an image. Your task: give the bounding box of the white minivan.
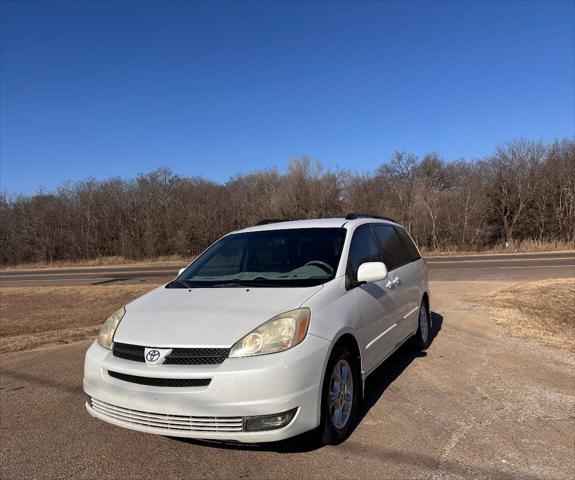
[84,214,431,445]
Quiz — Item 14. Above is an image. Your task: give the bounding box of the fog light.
[243,408,298,432]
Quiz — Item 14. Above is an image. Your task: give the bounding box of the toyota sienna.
[83,213,431,444]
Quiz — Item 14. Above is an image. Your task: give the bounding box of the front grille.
[108,371,211,388]
[112,342,229,365]
[165,348,230,365]
[113,343,145,362]
[90,398,244,433]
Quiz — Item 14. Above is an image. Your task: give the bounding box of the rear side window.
[394,227,421,262]
[371,224,410,270]
[347,226,381,282]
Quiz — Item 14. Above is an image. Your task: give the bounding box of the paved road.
[1,280,573,479]
[1,251,574,286]
[426,251,575,281]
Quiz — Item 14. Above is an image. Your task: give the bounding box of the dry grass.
[421,240,575,256]
[0,255,191,271]
[480,278,575,351]
[0,284,160,354]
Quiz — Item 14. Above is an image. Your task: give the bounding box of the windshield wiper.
[211,279,281,288]
[167,279,195,289]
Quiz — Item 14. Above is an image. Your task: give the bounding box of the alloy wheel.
[419,305,429,344]
[329,359,354,429]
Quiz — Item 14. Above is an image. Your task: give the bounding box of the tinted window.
[197,237,248,276]
[371,224,409,270]
[347,226,381,282]
[394,227,421,262]
[173,228,346,288]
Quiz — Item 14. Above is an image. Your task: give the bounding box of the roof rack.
[344,212,397,223]
[255,219,289,226]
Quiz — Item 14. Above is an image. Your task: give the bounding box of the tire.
[319,343,360,445]
[411,300,432,350]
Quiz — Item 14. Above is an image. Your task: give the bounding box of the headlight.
[229,308,311,358]
[97,306,126,349]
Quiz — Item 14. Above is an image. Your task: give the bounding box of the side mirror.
[357,262,388,284]
[177,267,186,276]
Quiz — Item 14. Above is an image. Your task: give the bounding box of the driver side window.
[347,226,381,284]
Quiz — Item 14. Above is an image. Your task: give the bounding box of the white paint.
[403,306,420,319]
[366,323,398,350]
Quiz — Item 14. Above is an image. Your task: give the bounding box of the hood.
[113,285,322,347]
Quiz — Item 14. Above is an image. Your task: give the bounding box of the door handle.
[385,275,400,289]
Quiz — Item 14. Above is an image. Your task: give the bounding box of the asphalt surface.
[1,251,574,286]
[1,254,574,479]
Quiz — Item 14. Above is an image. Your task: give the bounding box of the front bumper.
[83,335,330,443]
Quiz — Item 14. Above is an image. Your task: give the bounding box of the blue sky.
[1,0,574,195]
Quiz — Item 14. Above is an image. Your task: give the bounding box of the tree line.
[1,138,573,265]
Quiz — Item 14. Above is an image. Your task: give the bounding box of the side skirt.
[361,329,416,385]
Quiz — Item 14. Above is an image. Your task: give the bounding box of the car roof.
[235,217,399,234]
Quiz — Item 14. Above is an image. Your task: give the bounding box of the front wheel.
[319,344,359,445]
[411,301,432,350]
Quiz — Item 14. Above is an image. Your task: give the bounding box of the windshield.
[170,228,346,288]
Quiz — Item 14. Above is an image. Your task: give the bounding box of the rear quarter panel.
[394,258,427,339]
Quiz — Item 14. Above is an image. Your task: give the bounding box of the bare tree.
[1,137,573,265]
[485,139,545,245]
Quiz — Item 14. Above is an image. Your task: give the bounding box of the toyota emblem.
[145,349,161,363]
